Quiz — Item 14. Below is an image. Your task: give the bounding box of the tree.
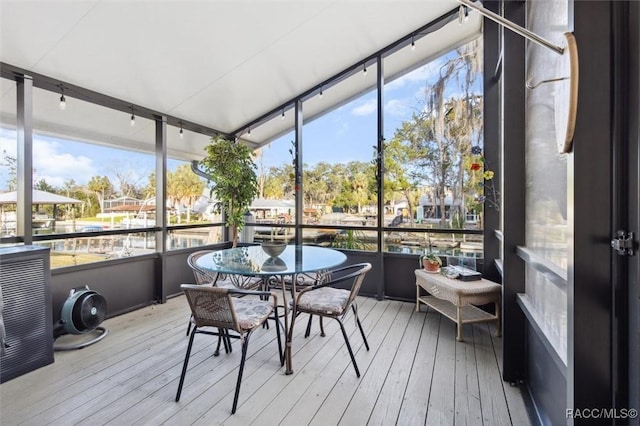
[384,39,482,227]
[87,176,114,214]
[333,161,375,214]
[262,164,294,199]
[383,133,421,224]
[112,167,147,199]
[0,150,17,191]
[303,162,330,208]
[200,135,258,247]
[167,164,205,222]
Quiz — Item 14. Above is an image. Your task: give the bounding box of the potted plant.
[420,235,442,272]
[199,135,258,247]
[420,252,442,273]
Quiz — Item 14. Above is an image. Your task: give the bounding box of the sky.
[0,47,480,193]
[256,54,457,170]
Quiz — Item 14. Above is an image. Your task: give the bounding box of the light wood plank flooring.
[0,295,531,425]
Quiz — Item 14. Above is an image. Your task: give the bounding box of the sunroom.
[1,1,638,425]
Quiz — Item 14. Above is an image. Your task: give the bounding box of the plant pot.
[422,259,440,273]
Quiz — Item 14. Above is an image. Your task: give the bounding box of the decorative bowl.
[261,241,287,258]
[261,257,287,272]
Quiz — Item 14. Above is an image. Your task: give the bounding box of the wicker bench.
[415,269,501,341]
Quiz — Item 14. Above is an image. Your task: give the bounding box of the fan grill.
[71,292,107,332]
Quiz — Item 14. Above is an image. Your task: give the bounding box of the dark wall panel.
[342,251,381,298]
[526,324,567,426]
[51,256,157,322]
[164,251,196,297]
[383,254,421,301]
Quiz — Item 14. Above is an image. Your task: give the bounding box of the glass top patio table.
[195,244,347,375]
[194,244,347,277]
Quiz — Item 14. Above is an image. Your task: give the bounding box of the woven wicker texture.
[295,263,370,319]
[415,269,500,307]
[182,285,274,333]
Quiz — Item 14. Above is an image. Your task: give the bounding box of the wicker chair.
[176,285,282,414]
[186,250,262,336]
[290,262,372,377]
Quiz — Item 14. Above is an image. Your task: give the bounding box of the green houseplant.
[200,135,258,247]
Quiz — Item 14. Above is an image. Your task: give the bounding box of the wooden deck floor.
[0,295,531,426]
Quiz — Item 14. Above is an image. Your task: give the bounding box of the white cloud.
[385,99,412,116]
[351,99,377,116]
[32,139,97,187]
[385,59,444,92]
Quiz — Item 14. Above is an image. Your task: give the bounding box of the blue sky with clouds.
[0,48,479,192]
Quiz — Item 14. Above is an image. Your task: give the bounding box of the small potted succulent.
[420,252,442,273]
[420,235,442,272]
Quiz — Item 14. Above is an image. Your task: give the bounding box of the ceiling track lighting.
[179,120,184,138]
[130,106,136,127]
[281,109,285,120]
[363,63,367,76]
[411,36,416,52]
[247,126,251,136]
[319,86,324,99]
[58,85,66,110]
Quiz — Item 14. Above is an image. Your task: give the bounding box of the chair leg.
[352,304,369,351]
[214,330,224,357]
[304,314,313,338]
[319,317,325,337]
[214,328,231,356]
[336,318,360,378]
[186,314,193,336]
[226,330,233,353]
[232,332,251,414]
[176,327,197,402]
[273,306,284,366]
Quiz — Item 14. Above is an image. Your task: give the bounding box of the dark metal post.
[482,0,502,284]
[569,1,614,420]
[501,0,526,383]
[16,74,33,244]
[625,0,640,414]
[155,116,167,303]
[294,99,303,245]
[376,54,385,301]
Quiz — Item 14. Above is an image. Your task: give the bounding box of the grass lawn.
[50,251,111,268]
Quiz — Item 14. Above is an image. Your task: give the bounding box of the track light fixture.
[363,63,367,76]
[130,106,135,127]
[281,109,285,120]
[247,126,251,136]
[59,86,66,110]
[179,120,184,138]
[411,36,416,52]
[319,86,324,99]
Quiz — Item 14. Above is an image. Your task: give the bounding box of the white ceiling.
[0,0,481,161]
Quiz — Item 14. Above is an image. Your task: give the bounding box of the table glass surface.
[195,245,347,276]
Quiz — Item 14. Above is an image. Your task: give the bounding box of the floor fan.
[54,286,109,351]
